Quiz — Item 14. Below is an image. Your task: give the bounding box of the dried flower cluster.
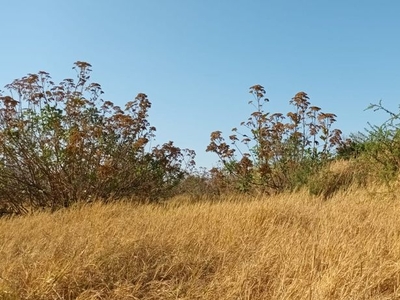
[0,62,195,214]
[207,85,343,193]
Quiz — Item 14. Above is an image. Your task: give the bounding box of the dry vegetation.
[1,187,400,299]
[2,62,400,300]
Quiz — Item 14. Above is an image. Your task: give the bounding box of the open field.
[1,188,400,299]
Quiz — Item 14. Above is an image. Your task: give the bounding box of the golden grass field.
[1,187,400,299]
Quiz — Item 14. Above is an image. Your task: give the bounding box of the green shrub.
[339,101,400,186]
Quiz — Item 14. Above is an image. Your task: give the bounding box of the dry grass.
[1,188,400,299]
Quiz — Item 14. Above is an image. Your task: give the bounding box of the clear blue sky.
[1,1,399,168]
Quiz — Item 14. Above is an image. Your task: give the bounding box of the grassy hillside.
[1,187,400,299]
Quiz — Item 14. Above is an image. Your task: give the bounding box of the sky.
[1,1,399,169]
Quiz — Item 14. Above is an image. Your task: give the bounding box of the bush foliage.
[0,62,195,214]
[206,85,343,194]
[1,63,399,214]
[337,101,400,184]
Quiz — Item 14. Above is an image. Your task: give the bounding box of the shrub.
[0,62,195,214]
[206,85,343,194]
[344,101,400,184]
[170,168,222,201]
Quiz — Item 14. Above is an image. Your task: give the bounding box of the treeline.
[0,62,398,215]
